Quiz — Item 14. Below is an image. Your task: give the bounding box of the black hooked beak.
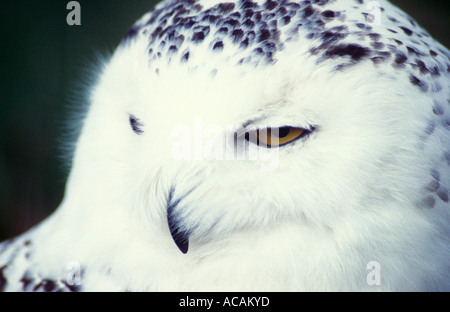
[167,187,189,254]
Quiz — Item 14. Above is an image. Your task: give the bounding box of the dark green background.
[0,0,449,241]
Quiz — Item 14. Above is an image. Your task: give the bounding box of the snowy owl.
[1,0,449,292]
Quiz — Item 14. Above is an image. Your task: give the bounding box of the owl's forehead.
[120,0,449,94]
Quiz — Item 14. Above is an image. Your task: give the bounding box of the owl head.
[57,0,449,290]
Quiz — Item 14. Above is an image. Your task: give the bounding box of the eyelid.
[240,111,315,128]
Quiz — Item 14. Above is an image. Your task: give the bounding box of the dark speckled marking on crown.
[437,188,449,203]
[121,0,450,95]
[423,168,450,206]
[416,195,436,209]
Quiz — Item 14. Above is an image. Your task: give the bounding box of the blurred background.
[0,0,449,241]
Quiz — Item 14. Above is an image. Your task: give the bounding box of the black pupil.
[276,127,291,138]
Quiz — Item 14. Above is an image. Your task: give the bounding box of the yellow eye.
[246,127,307,148]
